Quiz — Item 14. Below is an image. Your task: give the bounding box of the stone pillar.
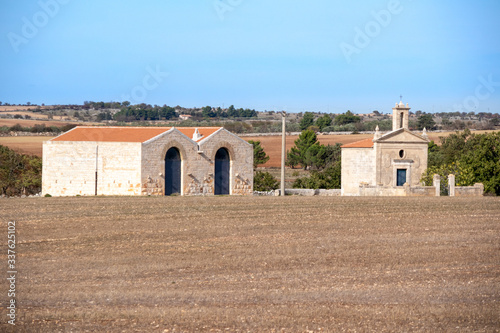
[448,174,455,197]
[433,174,440,197]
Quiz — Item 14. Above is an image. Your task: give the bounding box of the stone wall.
[341,148,376,196]
[141,128,253,196]
[358,183,436,197]
[42,141,142,196]
[454,184,484,197]
[198,129,254,196]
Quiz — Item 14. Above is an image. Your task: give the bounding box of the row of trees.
[1,123,76,134]
[0,146,42,196]
[421,129,500,195]
[113,105,178,122]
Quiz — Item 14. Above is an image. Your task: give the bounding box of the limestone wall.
[358,184,436,197]
[199,129,254,195]
[42,141,142,196]
[341,148,376,196]
[142,129,199,196]
[141,128,253,196]
[375,142,428,187]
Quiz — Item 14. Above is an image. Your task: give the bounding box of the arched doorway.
[214,148,230,195]
[165,147,181,195]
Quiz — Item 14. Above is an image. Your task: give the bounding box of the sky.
[1,0,499,114]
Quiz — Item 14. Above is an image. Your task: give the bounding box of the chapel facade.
[42,126,253,197]
[341,101,429,196]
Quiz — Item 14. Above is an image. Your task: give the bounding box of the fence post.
[433,174,440,197]
[448,174,455,197]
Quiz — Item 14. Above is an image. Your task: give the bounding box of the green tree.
[0,145,42,196]
[293,163,341,189]
[334,111,360,126]
[248,140,270,168]
[299,112,315,130]
[421,130,500,195]
[316,114,332,131]
[417,114,436,130]
[254,171,280,191]
[286,130,320,169]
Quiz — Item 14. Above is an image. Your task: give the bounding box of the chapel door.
[214,148,230,195]
[165,147,181,195]
[397,169,407,186]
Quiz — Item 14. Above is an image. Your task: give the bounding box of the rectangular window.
[397,169,407,186]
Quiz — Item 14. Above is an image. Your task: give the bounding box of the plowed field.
[1,196,498,332]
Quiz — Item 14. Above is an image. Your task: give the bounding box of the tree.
[334,111,361,126]
[421,130,500,195]
[293,163,341,189]
[0,145,42,196]
[286,130,320,169]
[316,114,332,131]
[299,112,315,130]
[254,171,280,191]
[248,140,270,168]
[417,114,436,130]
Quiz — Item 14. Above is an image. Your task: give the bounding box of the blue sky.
[1,0,499,113]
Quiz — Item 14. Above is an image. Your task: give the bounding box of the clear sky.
[1,0,499,113]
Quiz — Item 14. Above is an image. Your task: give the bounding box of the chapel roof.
[50,126,222,143]
[341,138,374,148]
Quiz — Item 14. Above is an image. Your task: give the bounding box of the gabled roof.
[50,126,222,143]
[341,138,374,148]
[374,127,429,143]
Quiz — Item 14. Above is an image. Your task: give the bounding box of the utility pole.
[280,111,286,196]
[95,145,99,196]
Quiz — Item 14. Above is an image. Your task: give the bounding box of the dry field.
[0,196,499,332]
[0,136,54,156]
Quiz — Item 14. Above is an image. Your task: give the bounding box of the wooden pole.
[95,145,98,196]
[281,111,286,196]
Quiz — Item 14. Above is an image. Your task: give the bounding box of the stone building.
[42,126,253,196]
[341,101,429,196]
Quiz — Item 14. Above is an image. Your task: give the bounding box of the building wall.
[43,128,253,197]
[198,129,254,195]
[341,147,376,196]
[375,142,428,187]
[42,141,142,196]
[141,130,199,195]
[141,128,253,196]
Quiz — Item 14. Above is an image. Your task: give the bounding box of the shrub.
[254,171,280,191]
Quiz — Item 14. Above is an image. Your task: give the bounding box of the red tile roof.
[341,138,374,148]
[51,127,221,143]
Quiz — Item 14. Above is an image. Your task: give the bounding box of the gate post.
[448,174,455,197]
[433,174,440,197]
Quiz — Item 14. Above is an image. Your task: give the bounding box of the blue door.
[165,147,181,195]
[397,169,407,186]
[215,148,230,195]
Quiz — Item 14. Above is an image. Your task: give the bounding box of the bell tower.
[392,99,410,131]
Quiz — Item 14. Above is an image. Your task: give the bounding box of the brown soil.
[0,136,55,156]
[0,196,498,332]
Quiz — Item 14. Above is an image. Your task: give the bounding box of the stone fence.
[357,174,484,197]
[253,189,342,196]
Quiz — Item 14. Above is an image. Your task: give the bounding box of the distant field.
[0,196,498,332]
[0,105,53,112]
[0,118,79,128]
[0,136,54,156]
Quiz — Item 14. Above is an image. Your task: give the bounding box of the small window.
[399,149,405,158]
